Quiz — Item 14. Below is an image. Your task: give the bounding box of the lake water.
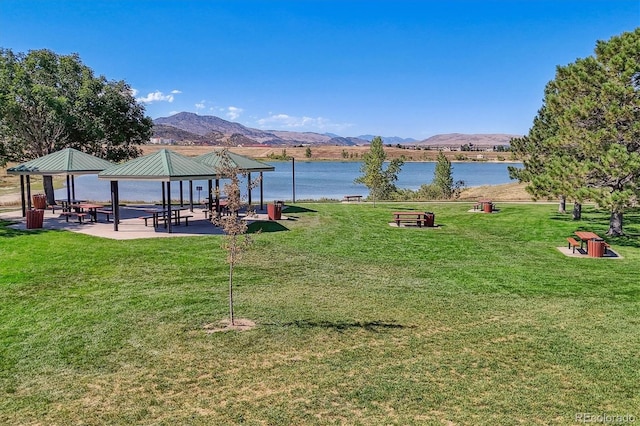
[55,161,522,203]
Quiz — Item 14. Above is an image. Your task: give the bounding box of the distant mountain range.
[414,133,519,147]
[357,134,418,144]
[152,112,519,147]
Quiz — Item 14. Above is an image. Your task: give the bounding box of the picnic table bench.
[393,211,435,227]
[49,203,63,214]
[59,211,88,223]
[567,237,581,253]
[96,208,113,222]
[343,195,363,202]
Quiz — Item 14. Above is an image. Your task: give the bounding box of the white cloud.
[256,113,351,132]
[226,106,243,120]
[130,88,139,97]
[171,90,182,94]
[136,90,176,104]
[195,100,206,110]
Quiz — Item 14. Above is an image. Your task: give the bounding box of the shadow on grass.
[282,205,317,214]
[0,221,36,238]
[392,207,419,211]
[272,319,412,331]
[248,221,289,233]
[0,226,52,238]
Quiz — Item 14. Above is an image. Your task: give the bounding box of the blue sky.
[1,1,638,139]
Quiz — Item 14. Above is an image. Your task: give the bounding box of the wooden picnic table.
[144,208,180,228]
[76,203,103,223]
[574,231,605,256]
[343,195,363,202]
[143,208,193,228]
[474,199,494,213]
[203,199,229,218]
[55,199,86,212]
[392,211,435,227]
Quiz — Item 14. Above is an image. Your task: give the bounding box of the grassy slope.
[1,202,639,425]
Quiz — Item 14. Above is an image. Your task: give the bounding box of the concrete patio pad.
[556,246,623,259]
[1,205,280,240]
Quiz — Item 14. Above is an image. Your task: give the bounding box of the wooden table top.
[393,211,427,216]
[575,231,601,240]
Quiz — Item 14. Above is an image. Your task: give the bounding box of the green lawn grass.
[1,202,639,425]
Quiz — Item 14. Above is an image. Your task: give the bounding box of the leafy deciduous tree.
[433,150,455,198]
[354,136,403,205]
[0,48,152,202]
[212,149,259,326]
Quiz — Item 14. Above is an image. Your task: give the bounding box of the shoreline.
[1,182,534,206]
[1,146,527,205]
[141,144,517,163]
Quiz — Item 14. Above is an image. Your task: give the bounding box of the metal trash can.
[483,202,493,213]
[26,209,44,229]
[588,238,605,257]
[267,203,282,220]
[425,212,435,227]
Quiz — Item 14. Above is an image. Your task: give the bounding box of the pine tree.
[509,29,640,235]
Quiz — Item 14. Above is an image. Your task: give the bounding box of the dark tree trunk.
[572,202,582,220]
[607,211,624,236]
[43,175,55,205]
[558,195,566,213]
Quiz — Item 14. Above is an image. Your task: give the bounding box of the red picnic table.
[574,231,607,257]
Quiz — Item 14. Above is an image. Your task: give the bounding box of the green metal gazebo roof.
[98,149,219,181]
[6,148,115,175]
[195,150,275,173]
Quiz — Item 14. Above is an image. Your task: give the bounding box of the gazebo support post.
[66,175,72,205]
[189,180,194,212]
[214,179,220,218]
[26,175,32,211]
[110,181,119,231]
[71,175,76,200]
[247,172,252,207]
[162,183,166,209]
[208,180,214,218]
[167,181,173,233]
[259,172,264,210]
[179,181,184,207]
[20,175,26,217]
